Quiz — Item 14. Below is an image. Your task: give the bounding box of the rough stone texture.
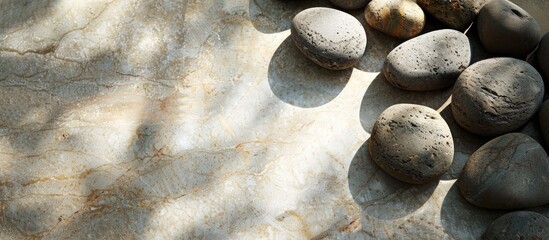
[536,32,549,81]
[540,101,549,150]
[477,0,541,59]
[382,29,471,91]
[458,133,549,210]
[417,0,488,30]
[364,0,425,39]
[0,0,548,239]
[482,211,549,239]
[451,58,544,136]
[369,104,454,184]
[329,0,369,10]
[291,7,367,70]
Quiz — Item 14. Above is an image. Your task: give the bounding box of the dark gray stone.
[369,104,454,184]
[291,7,367,70]
[458,133,549,210]
[477,0,541,58]
[483,211,549,239]
[329,0,368,10]
[382,29,470,91]
[417,0,488,30]
[536,32,549,81]
[451,58,544,136]
[540,100,549,150]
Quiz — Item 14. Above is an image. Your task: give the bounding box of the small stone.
[382,29,470,91]
[329,0,369,10]
[458,133,549,210]
[451,57,544,136]
[482,211,549,239]
[364,0,425,39]
[369,104,454,184]
[540,100,549,150]
[291,7,367,70]
[477,0,541,58]
[417,0,488,30]
[536,32,549,80]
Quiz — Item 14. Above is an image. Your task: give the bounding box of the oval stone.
[329,0,369,10]
[451,58,544,136]
[369,104,454,184]
[382,29,470,91]
[417,0,488,30]
[477,0,541,58]
[364,0,425,39]
[291,7,367,70]
[536,32,549,80]
[458,133,549,209]
[483,211,549,239]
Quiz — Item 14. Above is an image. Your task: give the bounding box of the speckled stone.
[417,0,488,30]
[364,0,425,39]
[536,32,549,80]
[540,101,549,150]
[291,7,367,70]
[458,133,549,209]
[477,0,541,58]
[382,29,470,91]
[482,211,549,239]
[451,58,544,136]
[329,0,369,10]
[369,104,454,184]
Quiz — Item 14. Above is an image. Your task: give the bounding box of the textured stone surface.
[483,211,549,239]
[540,101,549,150]
[0,0,548,239]
[477,0,541,58]
[459,133,549,210]
[382,29,470,91]
[536,33,549,81]
[452,58,544,136]
[291,7,367,70]
[329,0,369,10]
[417,0,488,30]
[369,104,454,184]
[364,0,425,39]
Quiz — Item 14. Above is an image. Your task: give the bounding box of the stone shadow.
[348,140,438,220]
[268,36,352,108]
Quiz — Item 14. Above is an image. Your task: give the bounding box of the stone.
[364,0,425,39]
[369,104,454,184]
[536,32,549,81]
[482,211,549,239]
[417,0,488,30]
[477,0,541,58]
[540,100,549,150]
[291,7,367,70]
[329,0,369,10]
[382,29,470,91]
[458,133,549,209]
[451,58,545,136]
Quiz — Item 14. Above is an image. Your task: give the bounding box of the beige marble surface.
[0,0,547,239]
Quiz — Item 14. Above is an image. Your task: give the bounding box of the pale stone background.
[0,0,547,239]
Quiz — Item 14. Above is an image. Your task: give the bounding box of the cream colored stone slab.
[0,0,548,239]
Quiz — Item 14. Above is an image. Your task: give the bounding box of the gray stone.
[483,211,549,239]
[329,0,369,10]
[536,32,549,81]
[451,57,544,136]
[458,133,549,210]
[291,7,367,70]
[417,0,488,30]
[382,29,470,91]
[369,104,454,184]
[364,0,425,39]
[540,100,549,150]
[477,0,541,58]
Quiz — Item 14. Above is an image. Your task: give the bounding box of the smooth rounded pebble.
[482,211,549,239]
[329,0,369,10]
[451,58,544,136]
[291,7,367,70]
[365,0,425,39]
[417,0,488,30]
[458,133,549,210]
[477,0,541,58]
[382,29,470,91]
[536,32,549,80]
[540,100,549,150]
[369,104,454,184]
